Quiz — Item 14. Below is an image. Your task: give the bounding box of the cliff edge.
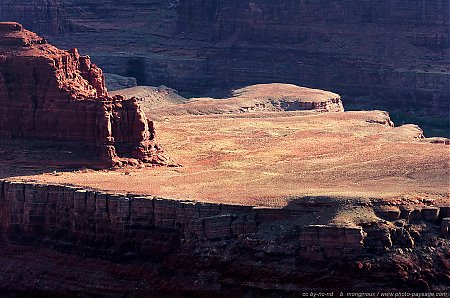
[0,22,175,167]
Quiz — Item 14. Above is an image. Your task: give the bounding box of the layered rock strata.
[0,179,448,294]
[0,22,173,167]
[117,83,344,118]
[1,0,448,114]
[0,0,67,34]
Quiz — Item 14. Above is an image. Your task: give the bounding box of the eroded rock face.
[0,180,448,295]
[1,0,448,114]
[0,22,173,167]
[0,0,67,34]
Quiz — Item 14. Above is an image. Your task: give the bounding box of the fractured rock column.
[0,22,175,167]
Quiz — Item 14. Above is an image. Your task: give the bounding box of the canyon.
[0,0,448,119]
[0,8,448,296]
[1,97,449,294]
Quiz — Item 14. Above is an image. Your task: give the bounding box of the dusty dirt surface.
[5,110,449,208]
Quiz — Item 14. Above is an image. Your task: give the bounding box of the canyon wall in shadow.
[0,1,449,122]
[0,180,449,295]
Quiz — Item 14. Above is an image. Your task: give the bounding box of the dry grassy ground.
[10,110,449,208]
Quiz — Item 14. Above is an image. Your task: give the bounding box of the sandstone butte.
[0,22,175,168]
[114,83,344,118]
[0,23,449,295]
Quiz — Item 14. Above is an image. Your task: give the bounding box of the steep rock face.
[1,0,448,115]
[0,180,449,295]
[0,0,67,34]
[0,22,173,167]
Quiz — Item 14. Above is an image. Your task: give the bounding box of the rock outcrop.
[0,22,174,167]
[1,0,448,115]
[0,179,449,295]
[115,83,344,118]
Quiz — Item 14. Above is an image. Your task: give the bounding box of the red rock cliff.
[1,0,447,116]
[0,180,448,295]
[0,22,172,167]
